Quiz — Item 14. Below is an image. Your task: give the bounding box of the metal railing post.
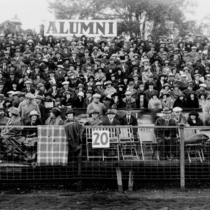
[179,124,185,189]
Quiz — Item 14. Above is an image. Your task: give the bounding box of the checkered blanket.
[37,126,68,166]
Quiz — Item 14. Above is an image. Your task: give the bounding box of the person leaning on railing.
[45,107,64,125]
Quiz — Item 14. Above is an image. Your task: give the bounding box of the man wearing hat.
[144,82,158,101]
[122,91,136,108]
[18,93,40,124]
[35,95,46,122]
[1,108,22,137]
[102,109,121,125]
[85,109,102,126]
[45,107,63,125]
[154,107,177,160]
[204,73,210,92]
[171,107,187,125]
[64,108,78,125]
[87,93,107,118]
[196,83,207,97]
[0,107,9,128]
[84,90,93,108]
[22,80,35,94]
[182,83,196,98]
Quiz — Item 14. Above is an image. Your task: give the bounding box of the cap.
[78,92,84,97]
[29,110,39,117]
[25,93,35,99]
[199,84,207,88]
[106,110,115,115]
[125,91,132,96]
[10,108,19,116]
[65,108,75,115]
[93,93,101,98]
[162,107,172,114]
[62,81,69,85]
[173,107,182,112]
[37,83,44,89]
[24,80,32,84]
[104,81,112,86]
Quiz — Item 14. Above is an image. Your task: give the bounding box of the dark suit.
[102,118,121,126]
[121,114,138,137]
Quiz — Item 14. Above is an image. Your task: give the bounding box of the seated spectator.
[0,107,9,129]
[45,107,63,125]
[186,93,199,109]
[64,108,78,125]
[1,108,22,138]
[171,107,187,125]
[161,93,174,109]
[74,92,85,108]
[122,91,136,108]
[102,110,121,125]
[173,94,187,109]
[199,93,207,110]
[171,84,183,100]
[61,91,74,107]
[159,83,171,98]
[204,110,210,126]
[23,110,42,137]
[136,93,148,108]
[148,94,162,109]
[85,109,102,126]
[187,111,203,126]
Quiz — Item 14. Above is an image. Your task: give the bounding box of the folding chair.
[119,127,139,160]
[103,127,120,161]
[86,127,103,161]
[181,128,204,163]
[138,128,158,161]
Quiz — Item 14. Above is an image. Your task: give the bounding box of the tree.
[48,0,196,38]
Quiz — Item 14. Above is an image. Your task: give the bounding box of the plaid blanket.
[37,126,68,166]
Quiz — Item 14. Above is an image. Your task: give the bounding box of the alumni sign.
[44,20,117,37]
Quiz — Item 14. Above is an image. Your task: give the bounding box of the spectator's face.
[27,98,33,104]
[126,95,131,99]
[31,115,38,121]
[92,113,98,119]
[126,110,131,116]
[93,97,100,103]
[86,93,92,98]
[190,115,196,120]
[67,113,73,120]
[107,113,114,120]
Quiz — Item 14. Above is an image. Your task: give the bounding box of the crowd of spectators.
[0,32,210,128]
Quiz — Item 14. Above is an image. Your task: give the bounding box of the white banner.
[44,20,117,37]
[92,130,110,148]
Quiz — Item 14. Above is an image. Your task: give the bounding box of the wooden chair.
[181,128,204,163]
[86,127,103,161]
[119,127,139,160]
[102,127,120,161]
[138,128,159,161]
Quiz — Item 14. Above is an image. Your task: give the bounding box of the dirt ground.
[1,181,210,210]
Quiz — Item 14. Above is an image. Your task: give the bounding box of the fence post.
[179,124,185,189]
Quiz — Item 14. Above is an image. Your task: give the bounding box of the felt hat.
[51,107,61,117]
[162,107,172,114]
[173,107,182,112]
[10,108,19,116]
[65,108,75,115]
[25,93,35,99]
[29,110,39,117]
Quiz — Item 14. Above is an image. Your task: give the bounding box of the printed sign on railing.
[92,130,110,148]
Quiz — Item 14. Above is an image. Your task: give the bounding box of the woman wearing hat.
[95,67,106,82]
[45,107,63,125]
[61,91,75,107]
[186,93,199,109]
[159,83,171,98]
[187,111,203,126]
[173,93,187,109]
[104,81,117,99]
[23,110,42,137]
[148,93,162,109]
[74,92,85,108]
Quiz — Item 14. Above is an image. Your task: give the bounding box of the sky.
[0,0,209,32]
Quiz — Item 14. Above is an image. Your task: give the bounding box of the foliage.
[48,0,198,38]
